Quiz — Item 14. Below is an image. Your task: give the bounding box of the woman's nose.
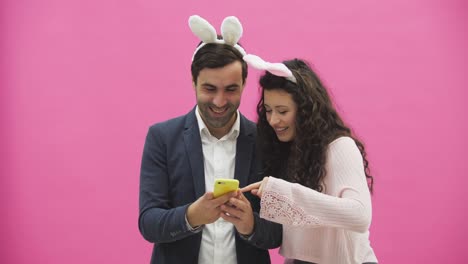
[268,112,280,126]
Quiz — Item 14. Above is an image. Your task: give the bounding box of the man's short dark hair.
[191,42,248,85]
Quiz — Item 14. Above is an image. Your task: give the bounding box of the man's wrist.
[185,205,203,232]
[238,231,255,241]
[238,216,255,240]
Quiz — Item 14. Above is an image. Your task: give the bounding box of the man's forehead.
[197,64,244,85]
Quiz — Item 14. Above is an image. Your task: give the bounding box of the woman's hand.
[240,177,269,198]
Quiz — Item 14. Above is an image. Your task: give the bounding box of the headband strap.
[189,15,246,61]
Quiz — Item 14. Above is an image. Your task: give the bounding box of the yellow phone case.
[213,179,239,198]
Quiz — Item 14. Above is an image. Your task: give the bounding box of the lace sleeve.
[258,138,373,232]
[260,191,322,227]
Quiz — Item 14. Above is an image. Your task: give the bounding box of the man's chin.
[208,112,233,122]
[206,120,230,129]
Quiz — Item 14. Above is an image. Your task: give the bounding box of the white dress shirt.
[194,106,240,264]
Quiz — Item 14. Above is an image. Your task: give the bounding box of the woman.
[241,55,378,264]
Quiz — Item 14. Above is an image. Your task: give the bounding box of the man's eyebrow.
[200,83,217,88]
[225,84,240,89]
[200,83,240,89]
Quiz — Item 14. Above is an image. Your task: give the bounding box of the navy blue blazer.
[139,108,282,264]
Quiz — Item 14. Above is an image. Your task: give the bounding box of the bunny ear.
[243,54,297,83]
[221,16,243,46]
[266,63,293,78]
[243,54,268,70]
[188,15,217,44]
[269,63,296,83]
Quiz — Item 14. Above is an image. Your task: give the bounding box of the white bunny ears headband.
[188,15,296,84]
[189,15,246,60]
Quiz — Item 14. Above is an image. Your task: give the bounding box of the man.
[138,16,282,264]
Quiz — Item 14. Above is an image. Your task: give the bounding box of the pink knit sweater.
[260,137,378,264]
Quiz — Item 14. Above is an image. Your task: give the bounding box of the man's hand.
[186,191,235,227]
[220,191,255,236]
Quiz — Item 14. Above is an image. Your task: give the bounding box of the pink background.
[2,0,467,263]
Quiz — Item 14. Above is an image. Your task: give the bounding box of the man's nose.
[213,92,227,107]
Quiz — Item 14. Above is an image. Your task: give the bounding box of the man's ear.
[192,81,196,90]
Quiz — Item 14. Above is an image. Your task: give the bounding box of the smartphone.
[213,179,239,198]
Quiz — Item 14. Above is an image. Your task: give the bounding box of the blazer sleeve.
[241,141,282,249]
[138,125,196,243]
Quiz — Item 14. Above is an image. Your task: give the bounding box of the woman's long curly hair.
[256,58,374,193]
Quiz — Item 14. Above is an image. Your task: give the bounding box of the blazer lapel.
[234,114,256,188]
[184,108,205,199]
